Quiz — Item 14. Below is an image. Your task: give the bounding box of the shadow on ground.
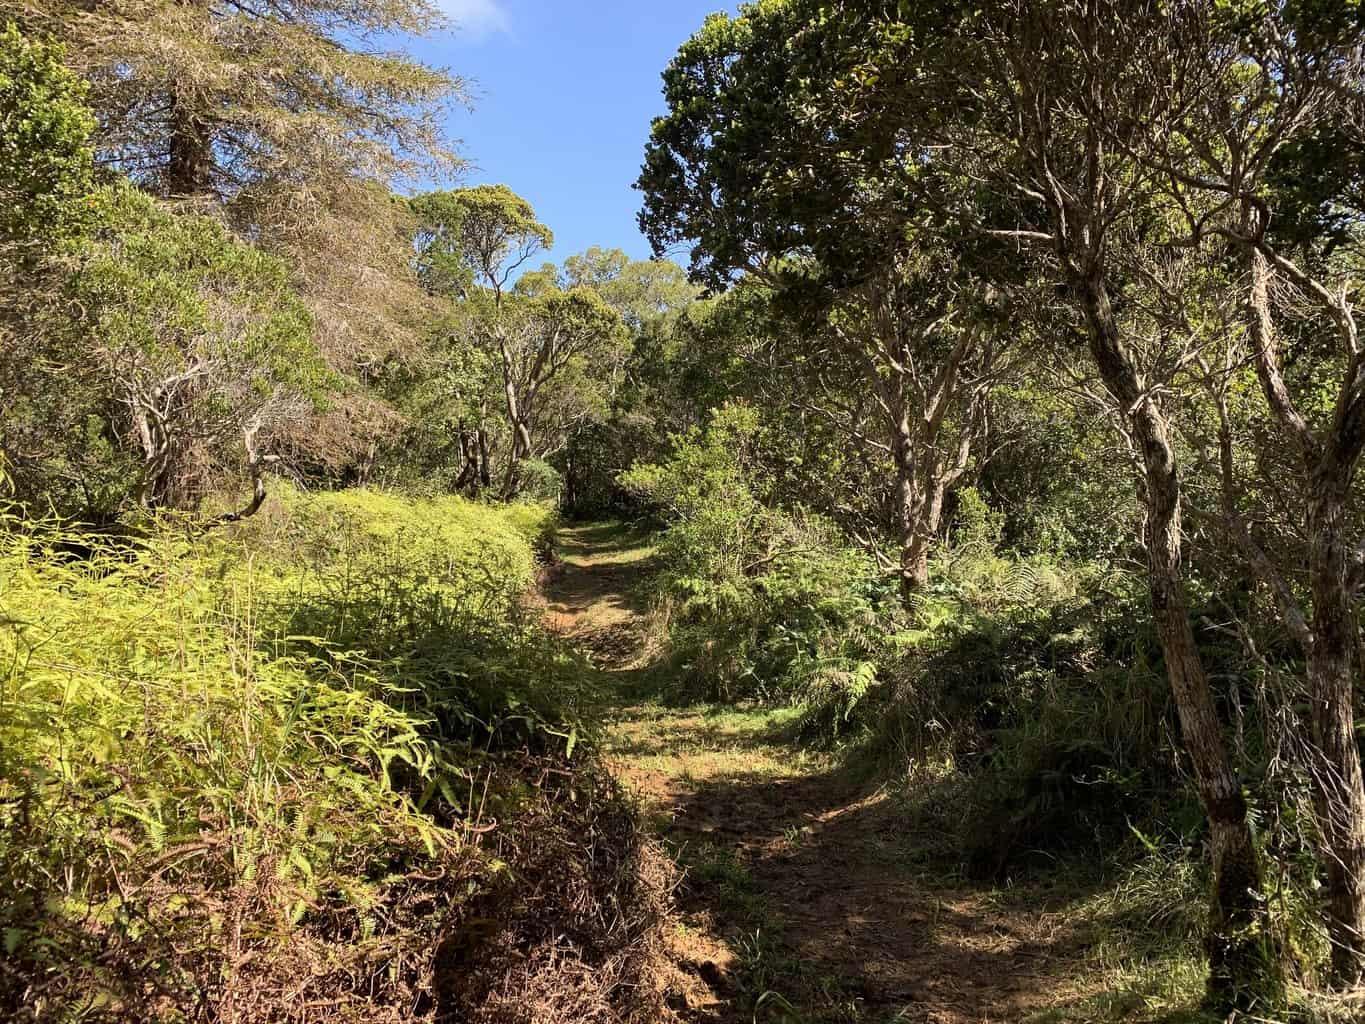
[543,521,1192,1024]
[608,707,1103,1024]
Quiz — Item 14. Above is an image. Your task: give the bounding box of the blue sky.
[405,1,736,269]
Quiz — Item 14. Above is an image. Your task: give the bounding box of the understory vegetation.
[625,411,1348,1019]
[0,492,669,1023]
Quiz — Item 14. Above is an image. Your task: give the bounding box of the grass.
[0,490,670,1023]
[604,694,1301,1024]
[557,519,660,568]
[606,704,822,780]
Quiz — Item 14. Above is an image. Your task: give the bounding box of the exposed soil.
[544,522,1097,1024]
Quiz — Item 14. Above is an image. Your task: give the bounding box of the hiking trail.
[544,521,1097,1024]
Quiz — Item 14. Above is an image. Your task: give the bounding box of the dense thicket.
[0,490,675,1022]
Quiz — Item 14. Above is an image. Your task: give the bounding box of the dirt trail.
[544,522,1094,1024]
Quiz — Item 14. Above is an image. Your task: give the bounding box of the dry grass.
[433,759,678,1024]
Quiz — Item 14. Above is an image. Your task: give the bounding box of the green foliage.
[625,404,892,705]
[950,486,1004,553]
[411,185,554,298]
[0,489,587,1020]
[638,1,845,287]
[0,22,94,243]
[515,458,564,504]
[78,184,326,397]
[630,407,1193,877]
[5,182,334,517]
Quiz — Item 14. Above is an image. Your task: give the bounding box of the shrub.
[624,405,893,704]
[0,488,663,1022]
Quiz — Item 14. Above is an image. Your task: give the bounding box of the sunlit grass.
[0,488,585,1020]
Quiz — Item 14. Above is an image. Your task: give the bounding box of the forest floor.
[542,522,1132,1024]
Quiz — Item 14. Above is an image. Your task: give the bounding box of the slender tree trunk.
[167,92,212,196]
[1306,468,1365,985]
[892,438,928,604]
[454,423,479,493]
[1245,246,1365,984]
[499,344,535,498]
[890,409,951,608]
[900,525,930,602]
[894,462,943,606]
[1079,269,1274,1004]
[477,426,491,489]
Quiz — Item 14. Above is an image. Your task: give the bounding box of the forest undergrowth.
[546,515,1361,1024]
[0,490,673,1024]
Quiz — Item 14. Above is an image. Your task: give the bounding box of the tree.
[491,286,625,494]
[515,247,697,514]
[782,253,1012,601]
[960,3,1278,999]
[410,188,630,495]
[412,186,554,306]
[14,0,461,202]
[1134,2,1365,982]
[560,246,697,332]
[411,186,553,492]
[523,245,696,408]
[637,2,1011,604]
[74,184,328,516]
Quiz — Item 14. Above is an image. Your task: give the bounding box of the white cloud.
[435,0,511,40]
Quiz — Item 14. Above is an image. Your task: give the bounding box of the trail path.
[544,522,1096,1024]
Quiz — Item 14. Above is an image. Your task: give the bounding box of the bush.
[624,405,894,704]
[0,488,664,1023]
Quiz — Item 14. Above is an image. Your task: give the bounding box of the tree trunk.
[891,417,950,608]
[499,347,534,498]
[1079,269,1275,1005]
[1245,245,1365,985]
[1306,467,1365,986]
[895,464,943,606]
[454,423,480,494]
[167,92,212,197]
[477,427,491,489]
[893,442,928,604]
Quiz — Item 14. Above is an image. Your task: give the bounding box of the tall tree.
[14,0,462,203]
[411,185,554,492]
[954,2,1277,999]
[1136,2,1365,982]
[411,187,629,495]
[637,3,1009,603]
